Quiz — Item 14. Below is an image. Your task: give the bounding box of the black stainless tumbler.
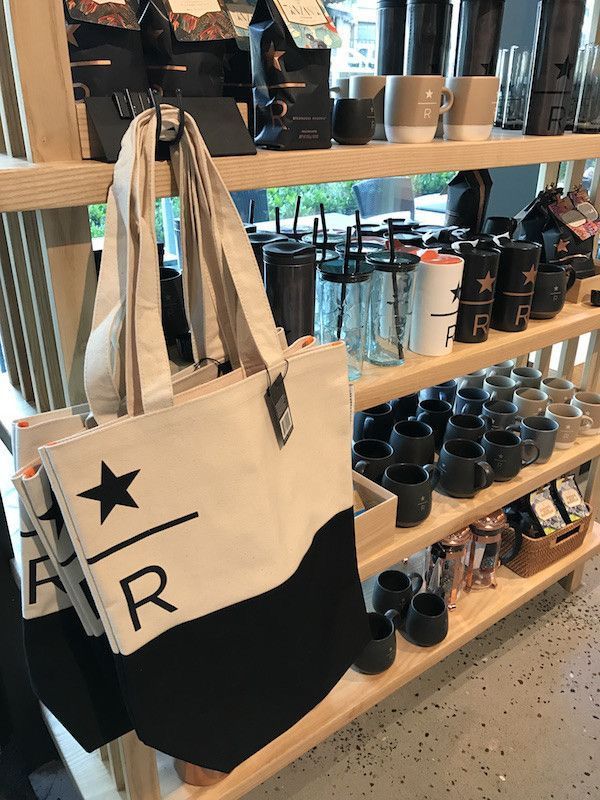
[264,241,316,344]
[377,0,407,75]
[491,240,542,333]
[248,232,288,280]
[524,0,586,136]
[454,0,505,76]
[455,245,501,343]
[405,0,453,76]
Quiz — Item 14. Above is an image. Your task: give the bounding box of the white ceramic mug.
[571,391,600,435]
[457,370,487,390]
[541,377,576,404]
[385,75,454,144]
[514,387,549,419]
[511,366,542,389]
[545,402,593,448]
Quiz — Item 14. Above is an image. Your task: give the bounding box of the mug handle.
[385,608,401,630]
[482,415,494,430]
[489,391,499,403]
[409,573,424,596]
[439,87,454,115]
[521,438,540,467]
[581,414,594,431]
[354,460,368,475]
[486,369,498,378]
[424,462,439,489]
[462,402,480,416]
[565,265,577,290]
[500,524,524,565]
[507,423,521,434]
[363,416,377,439]
[475,460,495,490]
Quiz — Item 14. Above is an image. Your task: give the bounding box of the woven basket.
[500,505,593,578]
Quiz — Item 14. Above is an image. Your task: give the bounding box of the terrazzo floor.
[245,552,600,800]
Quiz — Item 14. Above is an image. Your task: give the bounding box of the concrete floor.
[246,554,600,800]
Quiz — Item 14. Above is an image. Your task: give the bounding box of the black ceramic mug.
[389,420,435,466]
[352,439,396,482]
[390,393,420,422]
[353,610,400,674]
[382,463,438,527]
[419,380,458,405]
[454,386,491,416]
[481,399,519,430]
[332,98,376,145]
[404,592,449,647]
[443,413,487,443]
[531,263,576,320]
[508,415,559,464]
[482,429,540,481]
[354,403,395,441]
[372,569,424,618]
[436,439,495,497]
[412,399,453,448]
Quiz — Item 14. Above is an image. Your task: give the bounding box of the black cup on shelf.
[389,420,435,465]
[436,439,494,497]
[443,413,486,444]
[482,429,539,481]
[332,98,376,145]
[352,439,396,483]
[419,379,458,405]
[353,610,400,674]
[354,403,395,441]
[454,387,490,416]
[390,393,419,422]
[404,592,448,647]
[531,263,576,320]
[372,569,424,618]
[248,232,288,280]
[481,399,519,430]
[382,463,437,527]
[508,415,558,465]
[412,399,453,449]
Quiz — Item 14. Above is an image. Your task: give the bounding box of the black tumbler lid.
[263,240,316,266]
[452,244,500,268]
[496,239,542,269]
[366,251,420,273]
[248,232,288,246]
[319,260,373,283]
[377,0,407,8]
[407,0,451,5]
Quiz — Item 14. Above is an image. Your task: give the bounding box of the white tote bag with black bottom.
[39,107,369,772]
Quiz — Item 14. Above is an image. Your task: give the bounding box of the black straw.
[293,196,301,235]
[312,217,318,246]
[355,209,362,253]
[388,218,403,360]
[248,199,255,225]
[275,207,281,234]
[337,227,352,340]
[320,203,328,246]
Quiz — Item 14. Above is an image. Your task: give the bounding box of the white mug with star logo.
[444,76,500,141]
[384,75,454,143]
[409,250,465,357]
[545,403,593,448]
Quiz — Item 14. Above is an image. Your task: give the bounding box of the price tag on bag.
[265,374,293,448]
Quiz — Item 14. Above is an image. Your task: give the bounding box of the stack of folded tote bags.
[12,107,369,771]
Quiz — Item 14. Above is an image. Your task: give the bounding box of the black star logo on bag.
[78,462,140,525]
[39,493,65,541]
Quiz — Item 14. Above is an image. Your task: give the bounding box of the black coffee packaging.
[454,244,500,343]
[139,0,235,97]
[405,0,453,75]
[552,475,587,524]
[454,0,505,76]
[491,240,541,333]
[377,0,407,75]
[250,0,340,150]
[64,0,148,99]
[525,0,586,136]
[445,170,493,234]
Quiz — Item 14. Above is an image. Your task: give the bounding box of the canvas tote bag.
[11,410,132,751]
[39,106,369,772]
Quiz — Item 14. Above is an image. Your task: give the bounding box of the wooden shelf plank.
[1,130,600,212]
[354,304,600,411]
[160,523,600,800]
[357,435,600,580]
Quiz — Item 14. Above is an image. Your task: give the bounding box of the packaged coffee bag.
[250,0,341,149]
[64,0,148,99]
[139,0,235,96]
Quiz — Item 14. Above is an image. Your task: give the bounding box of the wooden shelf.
[357,435,600,581]
[154,522,600,800]
[354,303,600,411]
[2,130,600,212]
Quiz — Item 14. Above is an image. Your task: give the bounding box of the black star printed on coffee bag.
[78,462,140,524]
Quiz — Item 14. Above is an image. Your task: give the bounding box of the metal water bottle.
[377,0,407,75]
[455,0,505,76]
[525,0,586,136]
[405,0,453,76]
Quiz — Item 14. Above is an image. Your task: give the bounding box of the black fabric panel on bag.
[115,507,369,772]
[23,609,132,752]
[140,1,226,97]
[66,17,148,99]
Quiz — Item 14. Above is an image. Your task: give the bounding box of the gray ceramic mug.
[545,403,593,449]
[514,387,549,419]
[541,377,576,404]
[571,391,600,435]
[486,360,516,378]
[511,366,542,389]
[483,375,518,402]
[482,400,519,430]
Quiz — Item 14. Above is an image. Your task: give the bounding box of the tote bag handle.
[114,107,283,417]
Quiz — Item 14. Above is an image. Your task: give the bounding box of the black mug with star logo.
[531,263,577,320]
[454,244,500,343]
[490,240,542,333]
[524,0,586,136]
